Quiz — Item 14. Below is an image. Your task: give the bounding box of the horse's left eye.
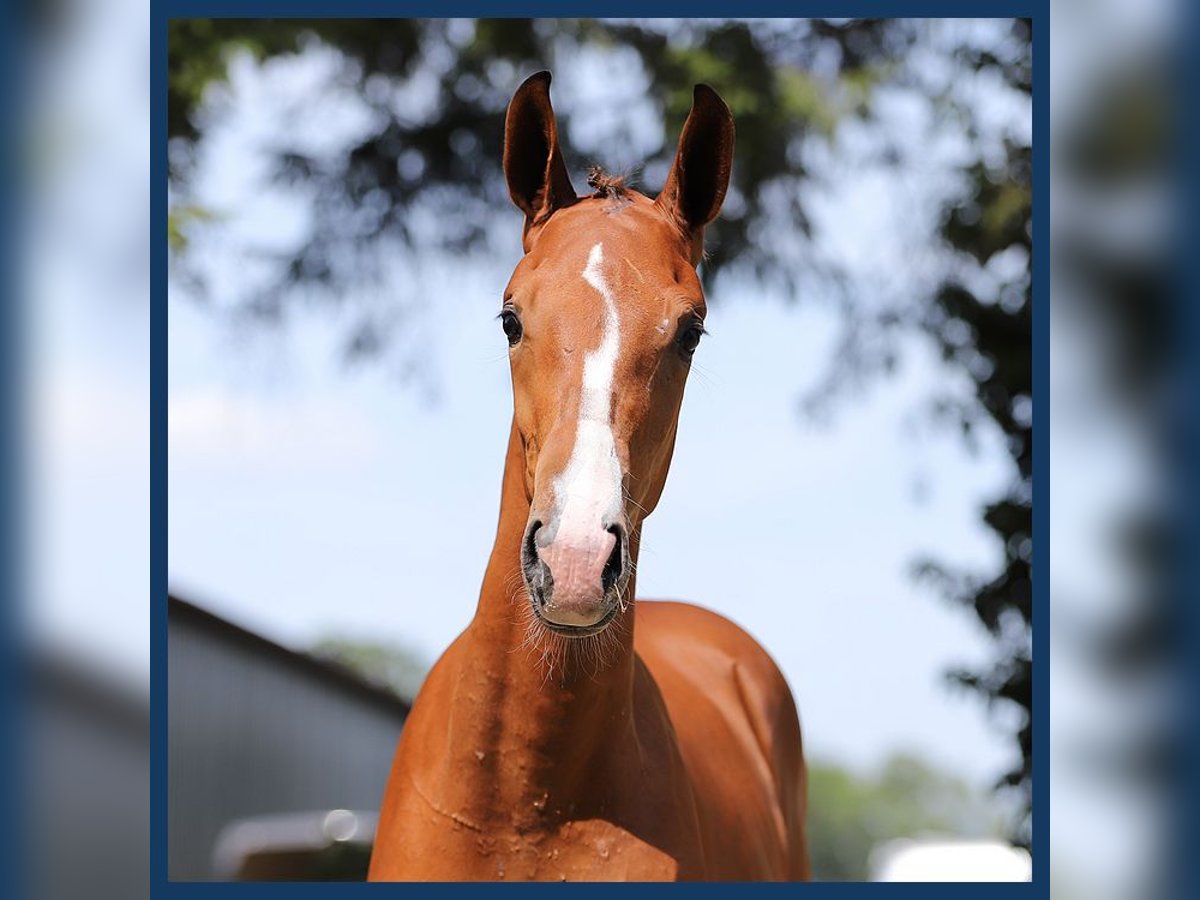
[500,309,523,346]
[677,323,705,356]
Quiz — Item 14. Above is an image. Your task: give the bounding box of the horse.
[368,71,809,882]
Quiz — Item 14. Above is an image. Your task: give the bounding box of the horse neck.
[455,419,640,806]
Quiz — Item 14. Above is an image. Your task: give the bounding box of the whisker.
[688,361,718,392]
[623,490,650,517]
[493,550,638,685]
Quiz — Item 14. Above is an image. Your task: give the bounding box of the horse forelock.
[586,165,632,204]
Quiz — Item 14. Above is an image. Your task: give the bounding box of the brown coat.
[368,72,808,881]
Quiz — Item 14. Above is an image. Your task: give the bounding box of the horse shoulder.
[634,600,809,880]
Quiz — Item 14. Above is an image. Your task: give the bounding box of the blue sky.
[21,8,1178,895]
[26,5,1036,843]
[158,29,1026,791]
[167,259,1014,782]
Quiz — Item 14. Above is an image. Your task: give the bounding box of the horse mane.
[587,165,630,200]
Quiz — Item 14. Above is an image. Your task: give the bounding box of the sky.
[25,0,150,691]
[25,8,1180,894]
[159,27,1024,793]
[167,265,1014,782]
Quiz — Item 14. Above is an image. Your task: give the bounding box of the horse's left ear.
[656,84,735,263]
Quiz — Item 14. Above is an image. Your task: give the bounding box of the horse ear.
[656,84,735,261]
[504,71,577,229]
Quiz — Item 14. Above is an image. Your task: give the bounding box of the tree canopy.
[310,635,430,700]
[169,17,1033,848]
[806,752,1007,880]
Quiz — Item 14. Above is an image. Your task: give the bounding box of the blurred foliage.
[1055,49,1177,891]
[309,636,429,700]
[908,19,1032,847]
[167,18,902,327]
[806,752,1004,881]
[913,146,1033,843]
[169,17,1034,848]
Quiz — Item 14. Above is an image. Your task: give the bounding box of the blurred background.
[165,16,1031,881]
[9,3,1193,897]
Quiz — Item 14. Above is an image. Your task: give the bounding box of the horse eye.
[499,309,523,346]
[677,322,705,356]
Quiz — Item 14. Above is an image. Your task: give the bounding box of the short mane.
[587,165,630,200]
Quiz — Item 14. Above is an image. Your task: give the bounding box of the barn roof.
[169,594,412,717]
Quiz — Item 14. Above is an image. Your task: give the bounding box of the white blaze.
[580,243,620,423]
[551,243,624,544]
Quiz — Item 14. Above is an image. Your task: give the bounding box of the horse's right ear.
[504,71,577,232]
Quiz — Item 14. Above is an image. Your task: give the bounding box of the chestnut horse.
[368,72,808,882]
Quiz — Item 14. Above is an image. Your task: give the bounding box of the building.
[30,652,150,898]
[869,838,1032,882]
[168,595,410,880]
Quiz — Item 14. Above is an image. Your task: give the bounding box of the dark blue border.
[152,0,170,893]
[164,2,1042,17]
[1181,2,1200,897]
[1029,8,1048,891]
[151,4,1049,895]
[2,0,24,898]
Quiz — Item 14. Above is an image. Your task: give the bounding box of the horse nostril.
[522,520,548,602]
[601,524,626,595]
[523,520,543,568]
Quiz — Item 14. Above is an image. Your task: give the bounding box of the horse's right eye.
[500,309,523,346]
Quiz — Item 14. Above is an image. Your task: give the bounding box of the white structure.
[870,838,1032,882]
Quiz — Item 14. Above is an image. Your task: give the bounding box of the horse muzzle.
[521,518,629,635]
